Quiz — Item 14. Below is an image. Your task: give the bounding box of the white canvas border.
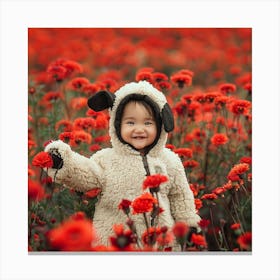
[1,0,279,279]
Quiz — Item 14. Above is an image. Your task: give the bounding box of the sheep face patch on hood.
[88,81,174,156]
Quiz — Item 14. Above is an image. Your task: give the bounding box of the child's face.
[120,101,157,154]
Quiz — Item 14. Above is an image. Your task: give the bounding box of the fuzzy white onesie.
[45,81,201,250]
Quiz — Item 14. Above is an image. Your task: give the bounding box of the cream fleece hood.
[88,80,174,157]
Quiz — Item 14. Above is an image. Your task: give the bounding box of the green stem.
[203,137,210,187]
[209,205,222,250]
[220,221,230,250]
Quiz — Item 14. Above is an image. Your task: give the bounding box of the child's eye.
[126,121,134,125]
[145,121,153,125]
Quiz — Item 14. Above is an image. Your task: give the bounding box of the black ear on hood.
[162,103,174,132]
[87,90,115,111]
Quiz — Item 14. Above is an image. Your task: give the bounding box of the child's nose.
[134,124,145,132]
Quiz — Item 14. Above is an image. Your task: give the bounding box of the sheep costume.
[45,80,201,250]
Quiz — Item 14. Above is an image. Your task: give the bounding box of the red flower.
[191,233,207,248]
[156,231,174,247]
[85,188,101,198]
[83,83,100,95]
[165,144,175,150]
[109,224,135,251]
[89,144,101,152]
[183,160,199,169]
[141,227,161,246]
[229,99,251,115]
[152,72,168,83]
[201,193,218,200]
[230,223,241,230]
[55,119,73,132]
[237,232,252,250]
[70,97,88,110]
[193,93,206,104]
[172,221,189,239]
[212,187,226,196]
[73,117,96,131]
[204,92,221,103]
[171,70,193,88]
[198,219,210,229]
[28,166,36,177]
[194,198,203,210]
[95,113,109,130]
[28,179,46,202]
[46,58,83,82]
[69,130,92,146]
[174,147,193,158]
[32,152,53,168]
[243,82,252,93]
[59,131,74,142]
[47,213,96,251]
[223,181,233,190]
[135,68,154,83]
[211,133,229,146]
[93,135,111,143]
[227,163,250,181]
[62,59,83,76]
[192,128,206,141]
[215,95,230,109]
[156,81,171,90]
[219,83,236,94]
[118,199,132,215]
[239,156,252,165]
[46,64,67,82]
[131,192,158,214]
[142,174,168,191]
[68,77,90,91]
[40,91,63,108]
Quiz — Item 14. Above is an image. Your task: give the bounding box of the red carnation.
[201,193,218,200]
[227,163,250,181]
[28,179,46,202]
[68,77,90,91]
[47,213,96,251]
[237,232,252,250]
[174,148,193,158]
[219,83,236,94]
[211,133,229,146]
[171,70,193,88]
[229,99,251,115]
[85,188,101,198]
[118,199,132,215]
[32,152,53,168]
[131,193,158,214]
[230,223,241,230]
[183,160,199,169]
[142,174,168,191]
[191,233,207,248]
[141,227,161,246]
[172,221,189,239]
[109,224,135,251]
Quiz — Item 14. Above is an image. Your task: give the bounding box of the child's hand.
[44,140,72,169]
[49,150,63,169]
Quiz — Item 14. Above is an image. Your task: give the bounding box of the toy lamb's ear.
[162,103,174,132]
[87,90,115,111]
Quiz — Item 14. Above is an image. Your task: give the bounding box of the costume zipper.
[141,154,150,176]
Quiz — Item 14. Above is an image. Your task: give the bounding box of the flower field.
[28,28,252,252]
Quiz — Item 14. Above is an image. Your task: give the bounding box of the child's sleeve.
[167,152,201,228]
[44,140,104,192]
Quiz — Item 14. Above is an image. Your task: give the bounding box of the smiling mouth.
[132,136,146,139]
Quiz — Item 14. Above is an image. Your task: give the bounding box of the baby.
[45,81,201,249]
